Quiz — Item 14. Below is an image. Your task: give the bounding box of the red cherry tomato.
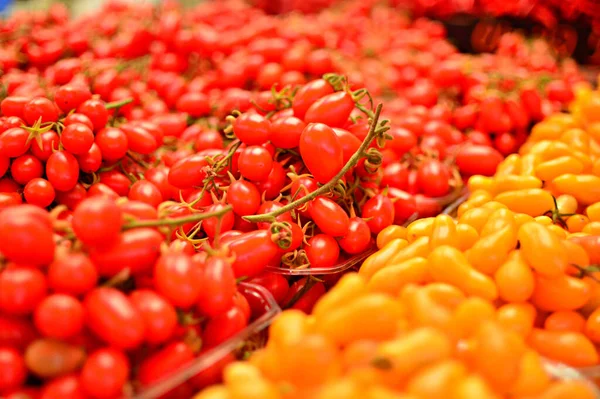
[299,123,343,184]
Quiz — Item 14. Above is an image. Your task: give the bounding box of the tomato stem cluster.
[243,103,388,223]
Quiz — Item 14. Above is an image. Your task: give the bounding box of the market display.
[0,0,600,398]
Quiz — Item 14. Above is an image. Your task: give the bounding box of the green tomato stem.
[105,98,134,110]
[122,204,233,230]
[243,103,387,224]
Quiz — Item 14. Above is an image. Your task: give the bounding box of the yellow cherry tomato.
[456,224,479,251]
[388,236,431,265]
[517,222,568,278]
[555,194,578,215]
[519,153,542,176]
[429,214,459,250]
[530,122,564,141]
[376,225,407,249]
[534,156,585,182]
[466,225,517,275]
[586,202,600,222]
[313,273,366,320]
[458,207,492,233]
[495,154,522,177]
[552,174,600,205]
[480,208,516,237]
[467,175,496,194]
[560,128,590,152]
[566,214,590,233]
[534,215,553,226]
[406,218,434,242]
[494,188,555,216]
[547,224,568,239]
[360,238,409,280]
[428,246,498,301]
[493,175,542,192]
[367,257,430,296]
[514,213,535,228]
[583,221,600,234]
[494,251,535,303]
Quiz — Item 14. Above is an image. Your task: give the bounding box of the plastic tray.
[266,187,469,276]
[545,360,600,396]
[132,282,281,399]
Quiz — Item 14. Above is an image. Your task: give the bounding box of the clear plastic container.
[131,282,281,399]
[545,361,600,396]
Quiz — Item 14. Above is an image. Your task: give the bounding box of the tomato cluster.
[0,0,593,398]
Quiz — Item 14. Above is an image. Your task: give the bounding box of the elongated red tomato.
[292,79,335,119]
[168,153,209,189]
[226,230,280,278]
[46,151,80,192]
[304,91,355,128]
[88,228,163,277]
[299,123,343,184]
[455,144,503,177]
[196,256,237,317]
[308,196,350,236]
[137,342,194,386]
[154,252,203,308]
[84,287,145,349]
[362,194,395,234]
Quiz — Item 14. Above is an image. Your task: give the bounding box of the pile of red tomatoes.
[0,0,588,398]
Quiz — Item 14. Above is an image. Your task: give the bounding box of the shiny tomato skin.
[84,287,145,350]
[292,79,335,119]
[226,230,279,278]
[308,196,350,237]
[299,123,343,184]
[304,91,355,128]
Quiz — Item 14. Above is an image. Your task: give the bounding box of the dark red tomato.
[138,342,194,387]
[232,291,251,322]
[10,154,43,184]
[202,203,235,239]
[89,228,163,277]
[304,91,354,128]
[381,162,409,190]
[415,194,443,218]
[248,272,289,305]
[238,146,273,182]
[504,99,530,130]
[76,143,103,173]
[0,127,31,158]
[196,256,236,317]
[292,79,335,119]
[176,92,211,117]
[255,161,286,200]
[339,217,372,254]
[203,306,247,348]
[455,144,503,177]
[1,96,29,119]
[227,230,279,278]
[84,288,145,349]
[95,127,129,161]
[227,180,261,216]
[54,84,92,113]
[189,352,235,390]
[308,197,350,237]
[467,130,492,147]
[0,347,27,392]
[47,253,98,296]
[34,294,84,340]
[388,187,417,224]
[45,151,79,193]
[77,98,109,131]
[195,130,224,151]
[256,201,293,230]
[155,252,203,308]
[416,159,451,197]
[168,153,209,189]
[30,130,59,161]
[520,86,543,121]
[306,234,340,268]
[385,127,417,156]
[128,180,163,208]
[299,123,343,184]
[420,135,447,159]
[0,209,55,266]
[0,266,47,315]
[40,373,86,399]
[72,196,123,247]
[494,132,517,156]
[80,348,130,399]
[283,278,326,313]
[130,290,177,345]
[333,128,362,164]
[120,124,157,155]
[23,97,59,125]
[24,178,55,208]
[0,315,37,350]
[119,200,158,220]
[269,116,306,149]
[233,113,271,146]
[145,166,177,201]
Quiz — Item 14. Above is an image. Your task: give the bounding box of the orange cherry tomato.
[494,250,535,303]
[495,189,555,217]
[552,174,600,206]
[531,274,592,312]
[528,328,599,367]
[544,310,586,333]
[496,303,536,338]
[518,222,568,277]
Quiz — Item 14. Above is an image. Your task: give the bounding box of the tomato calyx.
[544,196,576,229]
[571,264,600,281]
[270,221,293,250]
[21,117,57,150]
[281,249,310,269]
